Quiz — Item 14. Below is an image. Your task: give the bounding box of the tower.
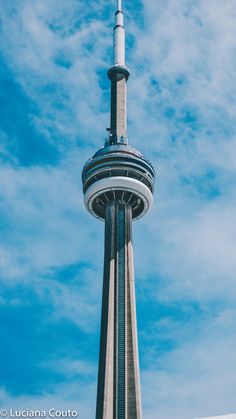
[82,1,155,418]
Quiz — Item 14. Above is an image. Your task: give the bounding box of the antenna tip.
[117,0,122,11]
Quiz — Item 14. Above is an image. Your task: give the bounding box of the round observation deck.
[82,144,155,221]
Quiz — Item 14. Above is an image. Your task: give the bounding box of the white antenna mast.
[114,0,125,65]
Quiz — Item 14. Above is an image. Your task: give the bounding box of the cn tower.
[82,1,155,418]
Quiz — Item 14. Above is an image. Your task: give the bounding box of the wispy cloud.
[196,415,236,419]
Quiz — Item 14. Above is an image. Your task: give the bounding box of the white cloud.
[0,159,104,329]
[0,0,112,146]
[196,415,236,419]
[141,309,236,419]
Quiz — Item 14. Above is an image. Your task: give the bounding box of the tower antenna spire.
[114,0,125,66]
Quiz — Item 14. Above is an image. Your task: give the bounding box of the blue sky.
[0,0,236,418]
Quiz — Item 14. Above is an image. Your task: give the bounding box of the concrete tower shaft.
[108,68,129,144]
[96,201,142,419]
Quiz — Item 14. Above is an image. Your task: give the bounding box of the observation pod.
[82,144,155,221]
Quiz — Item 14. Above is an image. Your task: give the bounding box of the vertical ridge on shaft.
[96,203,115,419]
[117,203,126,418]
[126,207,142,418]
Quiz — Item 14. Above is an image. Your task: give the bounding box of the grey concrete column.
[96,201,142,419]
[110,74,127,142]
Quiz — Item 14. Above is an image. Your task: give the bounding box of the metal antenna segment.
[114,0,125,66]
[117,0,122,11]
